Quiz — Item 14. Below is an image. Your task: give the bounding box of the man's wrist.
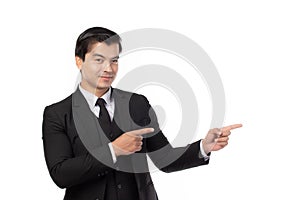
[199,140,210,160]
[108,142,117,163]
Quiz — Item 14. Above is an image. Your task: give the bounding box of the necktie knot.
[96,98,109,118]
[96,98,106,107]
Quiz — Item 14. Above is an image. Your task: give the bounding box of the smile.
[100,76,113,79]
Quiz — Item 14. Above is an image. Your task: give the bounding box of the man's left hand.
[202,124,243,154]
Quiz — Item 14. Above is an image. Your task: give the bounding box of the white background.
[1,0,299,199]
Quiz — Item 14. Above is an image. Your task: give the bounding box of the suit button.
[117,184,122,189]
[97,174,101,177]
[105,171,108,174]
[110,133,113,138]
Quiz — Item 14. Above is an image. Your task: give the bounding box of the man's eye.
[112,60,118,64]
[95,59,104,63]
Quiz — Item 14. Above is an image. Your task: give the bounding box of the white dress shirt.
[79,84,209,163]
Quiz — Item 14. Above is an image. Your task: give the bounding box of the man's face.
[76,42,119,94]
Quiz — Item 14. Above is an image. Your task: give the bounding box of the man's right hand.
[112,128,154,157]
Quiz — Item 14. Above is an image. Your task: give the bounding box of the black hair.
[75,27,122,61]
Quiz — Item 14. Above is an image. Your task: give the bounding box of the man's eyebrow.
[92,54,119,60]
[92,53,105,58]
[112,56,119,60]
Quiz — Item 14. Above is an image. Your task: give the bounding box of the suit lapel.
[72,87,110,148]
[112,88,134,133]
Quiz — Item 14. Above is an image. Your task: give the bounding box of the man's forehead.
[86,42,119,60]
[90,42,119,54]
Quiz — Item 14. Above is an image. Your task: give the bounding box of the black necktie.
[96,98,112,138]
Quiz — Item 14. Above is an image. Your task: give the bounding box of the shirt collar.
[78,84,112,109]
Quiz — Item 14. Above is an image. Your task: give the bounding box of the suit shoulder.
[113,88,134,96]
[44,94,72,113]
[113,88,148,102]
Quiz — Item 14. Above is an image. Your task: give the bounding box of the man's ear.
[75,56,83,70]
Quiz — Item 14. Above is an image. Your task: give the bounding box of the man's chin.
[96,84,111,90]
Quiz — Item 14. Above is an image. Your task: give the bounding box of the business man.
[42,27,242,200]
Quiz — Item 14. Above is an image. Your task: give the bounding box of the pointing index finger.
[221,124,243,132]
[128,128,155,136]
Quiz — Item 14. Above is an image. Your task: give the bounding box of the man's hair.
[75,27,122,61]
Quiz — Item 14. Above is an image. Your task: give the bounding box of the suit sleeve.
[42,106,113,189]
[133,95,210,173]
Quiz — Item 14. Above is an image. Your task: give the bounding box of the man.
[42,27,242,200]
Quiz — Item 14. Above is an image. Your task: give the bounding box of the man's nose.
[103,61,113,72]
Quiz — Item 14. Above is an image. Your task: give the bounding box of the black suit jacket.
[42,87,209,200]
